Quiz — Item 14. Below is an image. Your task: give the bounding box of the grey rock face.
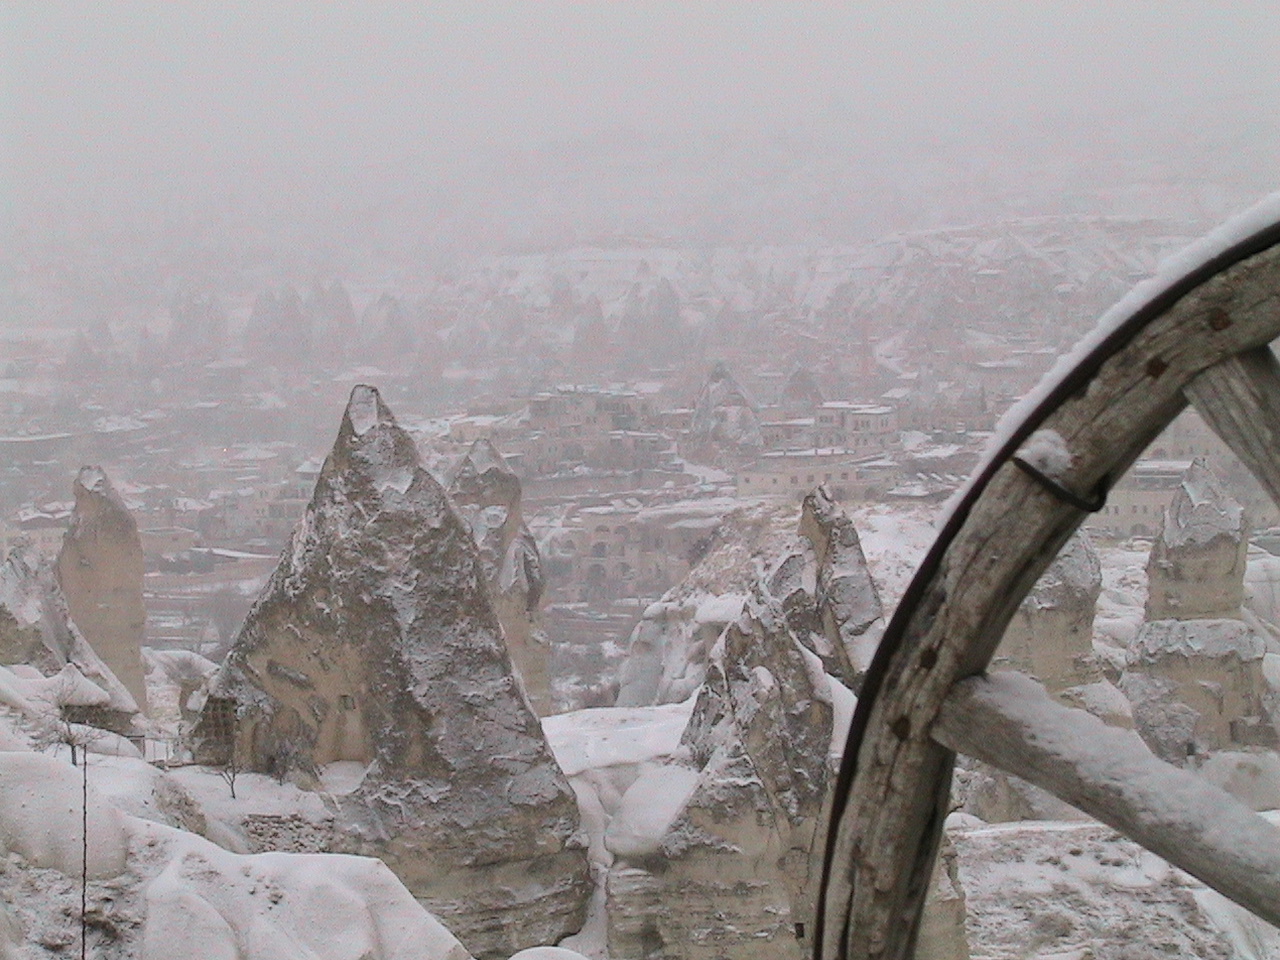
[194,386,589,958]
[790,487,883,688]
[1145,459,1247,621]
[994,531,1103,695]
[607,591,832,960]
[1121,618,1273,761]
[448,438,551,715]
[615,502,796,708]
[616,490,882,706]
[606,586,967,960]
[56,466,148,709]
[0,542,139,730]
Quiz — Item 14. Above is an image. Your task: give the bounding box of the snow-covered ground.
[950,812,1280,960]
[0,745,471,960]
[6,495,1280,958]
[849,500,943,609]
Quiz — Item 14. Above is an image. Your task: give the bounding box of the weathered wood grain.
[932,671,1280,928]
[1186,345,1280,511]
[819,241,1280,960]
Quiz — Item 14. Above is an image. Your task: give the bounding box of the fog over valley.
[4,5,1280,960]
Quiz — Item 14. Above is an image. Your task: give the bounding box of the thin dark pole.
[81,754,88,960]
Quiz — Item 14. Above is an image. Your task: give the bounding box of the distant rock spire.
[793,486,884,685]
[690,362,763,448]
[780,367,825,413]
[1145,458,1247,620]
[448,438,551,714]
[56,466,147,710]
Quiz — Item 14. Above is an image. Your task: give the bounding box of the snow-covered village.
[5,5,1280,960]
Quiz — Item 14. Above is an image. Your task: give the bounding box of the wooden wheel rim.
[816,212,1280,960]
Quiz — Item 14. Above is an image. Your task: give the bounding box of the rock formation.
[605,592,833,960]
[604,590,967,960]
[1144,458,1247,620]
[1123,618,1272,760]
[783,487,883,687]
[193,385,589,957]
[56,466,148,710]
[689,362,763,449]
[615,502,796,707]
[306,278,358,354]
[778,367,825,415]
[448,438,552,715]
[248,286,312,359]
[1122,459,1277,761]
[616,489,882,706]
[994,531,1104,695]
[361,293,415,359]
[0,542,139,733]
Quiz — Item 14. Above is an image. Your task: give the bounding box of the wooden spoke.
[816,231,1280,960]
[932,671,1280,928]
[1186,344,1280,511]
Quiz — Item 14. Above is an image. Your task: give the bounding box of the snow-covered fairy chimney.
[995,531,1102,694]
[56,466,148,711]
[1123,460,1274,762]
[193,385,590,957]
[447,437,552,715]
[1145,458,1248,621]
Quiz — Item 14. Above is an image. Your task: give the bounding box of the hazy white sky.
[5,1,1280,186]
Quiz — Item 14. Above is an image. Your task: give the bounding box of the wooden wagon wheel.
[815,198,1280,960]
